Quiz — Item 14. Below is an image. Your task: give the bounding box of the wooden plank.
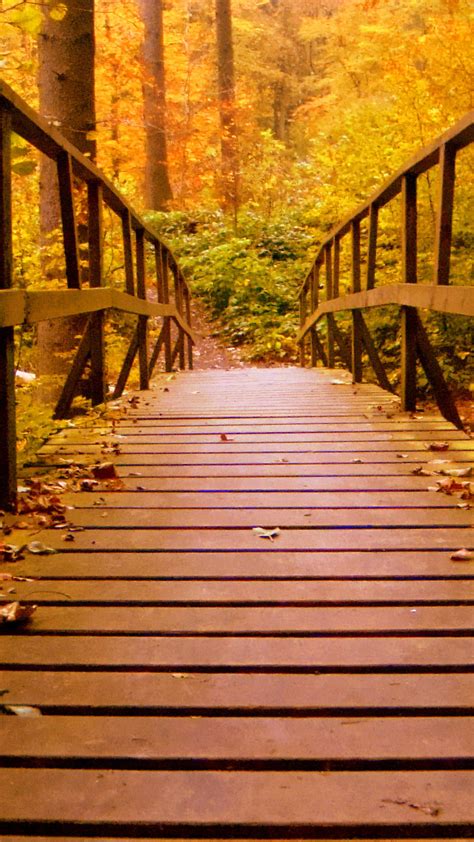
[5,549,468,579]
[16,604,474,634]
[0,768,472,829]
[8,579,474,606]
[41,438,473,453]
[63,505,471,529]
[20,526,473,554]
[66,489,469,509]
[2,672,472,712]
[1,716,471,765]
[25,648,474,696]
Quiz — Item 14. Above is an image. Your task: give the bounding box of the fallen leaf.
[450,548,473,562]
[0,601,37,625]
[396,453,408,459]
[252,527,281,541]
[92,462,118,480]
[440,467,472,478]
[426,442,450,451]
[411,466,432,476]
[330,379,347,385]
[2,705,42,717]
[219,433,234,442]
[27,541,57,555]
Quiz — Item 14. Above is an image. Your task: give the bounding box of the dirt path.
[189,298,245,370]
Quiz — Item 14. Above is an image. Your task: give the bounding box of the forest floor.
[189,298,246,370]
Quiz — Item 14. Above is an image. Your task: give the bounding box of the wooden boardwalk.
[1,366,473,839]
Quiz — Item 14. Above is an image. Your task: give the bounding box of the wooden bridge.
[0,83,473,839]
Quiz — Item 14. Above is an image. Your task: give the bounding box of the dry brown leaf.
[450,548,474,562]
[426,441,450,451]
[0,601,37,625]
[92,462,118,480]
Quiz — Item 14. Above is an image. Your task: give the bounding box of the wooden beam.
[54,323,92,419]
[148,324,165,379]
[434,143,456,286]
[325,243,334,367]
[88,180,106,406]
[135,228,149,390]
[113,326,139,399]
[299,282,308,367]
[297,284,474,341]
[161,248,172,372]
[121,210,135,295]
[57,151,81,289]
[400,174,418,412]
[366,204,378,290]
[0,107,17,510]
[358,313,394,393]
[183,284,193,370]
[351,221,362,383]
[415,313,462,428]
[310,263,320,367]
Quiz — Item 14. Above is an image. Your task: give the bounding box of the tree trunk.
[215,0,239,213]
[141,0,173,210]
[37,0,96,379]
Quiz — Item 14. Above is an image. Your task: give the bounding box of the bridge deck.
[1,367,473,839]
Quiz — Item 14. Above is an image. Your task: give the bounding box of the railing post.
[172,264,185,370]
[434,143,456,286]
[160,246,172,372]
[121,209,135,295]
[0,107,17,511]
[88,180,106,405]
[351,219,363,383]
[136,227,149,390]
[310,263,320,367]
[366,203,378,290]
[183,279,193,370]
[57,151,81,289]
[299,281,308,367]
[401,173,418,411]
[325,242,334,367]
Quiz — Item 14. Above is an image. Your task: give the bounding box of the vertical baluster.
[366,203,378,290]
[351,219,363,383]
[161,246,172,372]
[401,173,418,411]
[333,236,340,299]
[310,262,320,367]
[88,180,106,405]
[325,242,334,367]
[434,143,456,286]
[0,108,17,510]
[136,228,149,389]
[299,280,308,367]
[121,209,135,295]
[57,151,81,289]
[172,262,185,370]
[183,281,193,370]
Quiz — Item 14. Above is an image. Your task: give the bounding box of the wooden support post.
[135,228,149,390]
[0,108,17,510]
[333,236,340,299]
[358,313,394,393]
[401,173,418,411]
[310,263,320,367]
[57,151,81,289]
[325,243,334,367]
[148,324,165,379]
[54,323,92,418]
[183,283,193,370]
[121,210,135,295]
[434,143,456,286]
[161,247,172,372]
[366,203,378,290]
[299,282,308,367]
[113,326,139,399]
[331,315,352,371]
[415,313,462,428]
[87,181,106,406]
[351,220,363,383]
[172,266,185,370]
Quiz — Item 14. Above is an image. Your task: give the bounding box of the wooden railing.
[0,81,195,510]
[298,111,474,428]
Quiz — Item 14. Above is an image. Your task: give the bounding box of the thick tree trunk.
[37,0,96,378]
[141,0,173,210]
[215,0,239,213]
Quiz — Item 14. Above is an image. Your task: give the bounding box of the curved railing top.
[0,79,187,288]
[300,109,474,295]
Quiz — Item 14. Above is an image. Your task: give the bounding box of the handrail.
[0,81,195,510]
[298,110,474,429]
